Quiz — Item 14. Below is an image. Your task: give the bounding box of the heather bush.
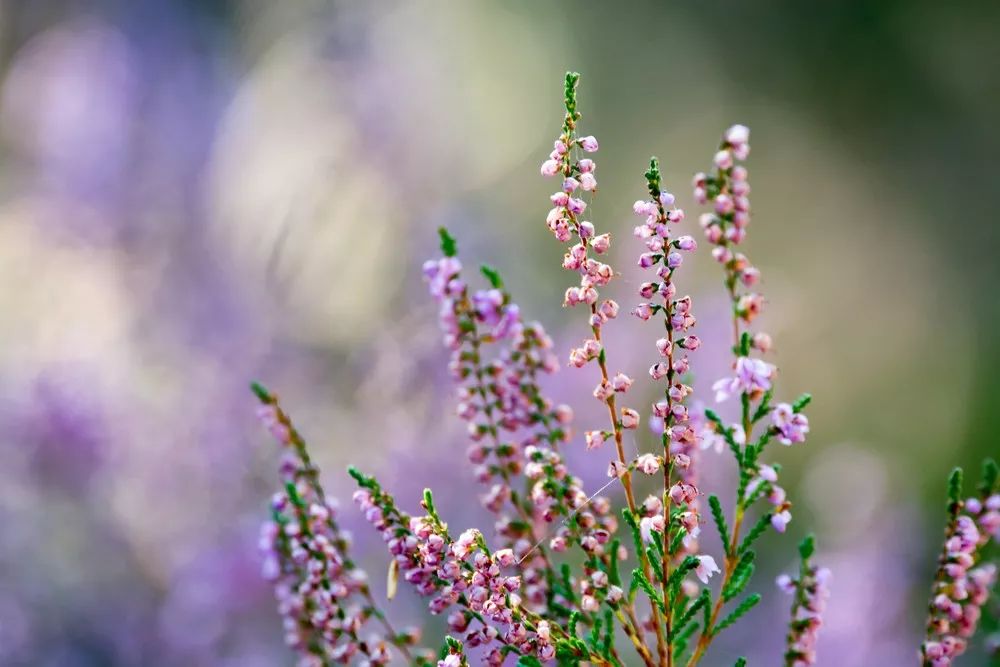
[251,73,998,667]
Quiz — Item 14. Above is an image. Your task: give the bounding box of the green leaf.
[738,332,752,356]
[674,620,700,658]
[422,488,438,518]
[587,616,601,648]
[517,656,543,667]
[675,589,710,634]
[480,264,504,289]
[560,564,577,603]
[734,658,747,667]
[739,513,772,555]
[798,534,815,561]
[981,458,999,495]
[791,393,812,412]
[666,556,699,594]
[713,594,761,636]
[568,611,581,636]
[438,227,458,257]
[250,381,272,402]
[723,550,755,602]
[631,568,665,613]
[645,157,661,196]
[622,509,645,560]
[947,467,964,505]
[751,389,773,422]
[709,495,730,555]
[608,538,622,586]
[647,545,663,581]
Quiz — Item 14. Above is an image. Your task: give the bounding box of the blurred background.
[0,1,998,665]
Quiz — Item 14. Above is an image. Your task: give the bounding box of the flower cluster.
[632,157,703,563]
[777,536,831,667]
[352,469,587,665]
[540,73,613,310]
[922,464,1000,666]
[423,231,620,618]
[253,385,415,666]
[244,71,1000,667]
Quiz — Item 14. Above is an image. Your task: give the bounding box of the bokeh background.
[1,1,998,665]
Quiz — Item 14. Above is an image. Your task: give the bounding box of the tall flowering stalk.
[777,535,830,666]
[921,461,999,666]
[253,383,418,666]
[540,72,666,665]
[250,71,999,667]
[630,157,703,666]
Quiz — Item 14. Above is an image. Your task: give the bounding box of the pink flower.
[621,408,640,430]
[578,135,599,152]
[669,482,698,506]
[695,555,720,584]
[640,514,665,543]
[771,403,809,445]
[633,303,653,321]
[678,336,701,351]
[776,573,796,594]
[725,123,750,146]
[578,158,595,173]
[579,172,598,191]
[771,509,792,533]
[713,150,733,170]
[586,430,608,450]
[675,235,697,251]
[607,460,627,478]
[611,373,633,393]
[636,453,660,475]
[591,233,611,254]
[712,356,775,402]
[649,363,669,380]
[540,159,560,176]
[452,529,482,559]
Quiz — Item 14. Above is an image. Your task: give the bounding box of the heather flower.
[713,356,775,403]
[780,536,830,667]
[695,555,720,584]
[772,402,810,445]
[921,464,999,666]
[252,385,416,665]
[250,73,852,667]
[636,453,660,475]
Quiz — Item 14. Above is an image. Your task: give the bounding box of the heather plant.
[250,73,999,666]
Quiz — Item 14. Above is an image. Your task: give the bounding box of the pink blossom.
[771,403,810,445]
[586,430,608,450]
[669,482,698,506]
[621,408,640,430]
[578,135,599,152]
[633,303,653,320]
[695,555,720,584]
[636,453,660,475]
[713,356,775,402]
[540,159,560,176]
[591,233,611,254]
[640,514,666,543]
[611,373,633,393]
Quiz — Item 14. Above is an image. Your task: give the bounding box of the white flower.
[695,555,721,584]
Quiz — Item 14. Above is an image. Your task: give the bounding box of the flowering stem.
[466,325,555,575]
[684,508,745,667]
[661,296,677,666]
